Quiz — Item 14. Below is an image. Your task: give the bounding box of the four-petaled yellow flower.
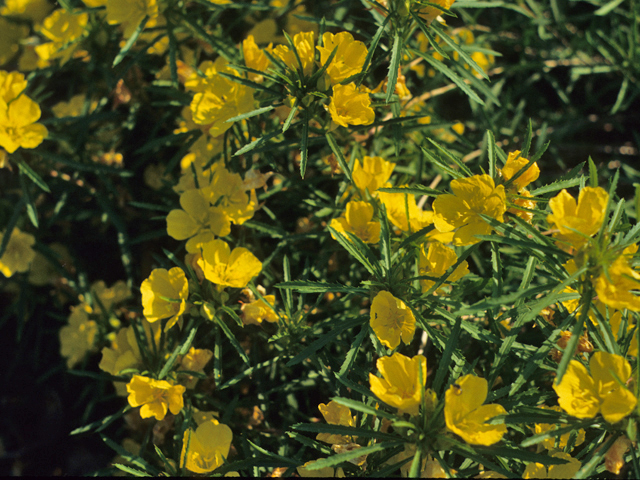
[595,244,640,312]
[500,150,539,192]
[140,267,189,331]
[272,31,315,77]
[522,451,581,479]
[181,420,233,473]
[553,351,637,423]
[546,186,608,250]
[0,227,36,277]
[327,83,374,127]
[242,35,272,82]
[445,374,507,446]
[317,31,367,84]
[433,174,507,246]
[352,156,395,196]
[59,304,98,369]
[316,400,357,444]
[126,375,186,420]
[0,93,48,154]
[415,0,455,23]
[179,347,213,389]
[241,287,278,325]
[105,0,159,39]
[377,188,435,234]
[369,352,427,415]
[533,405,585,451]
[370,290,416,349]
[198,239,262,289]
[329,200,381,244]
[35,9,89,66]
[419,241,469,293]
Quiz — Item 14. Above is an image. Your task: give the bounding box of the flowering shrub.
[1,0,640,477]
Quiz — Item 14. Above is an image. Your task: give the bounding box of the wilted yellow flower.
[595,244,640,312]
[547,187,609,250]
[433,174,507,246]
[126,375,186,420]
[327,83,374,127]
[140,267,189,331]
[329,201,381,244]
[0,227,36,277]
[553,351,637,423]
[181,420,233,473]
[352,156,394,196]
[370,291,416,349]
[198,239,262,289]
[105,0,159,38]
[419,241,469,293]
[445,374,507,446]
[533,405,585,451]
[377,189,435,234]
[179,347,213,389]
[0,93,48,153]
[59,304,98,369]
[166,189,231,252]
[522,451,581,479]
[272,31,315,77]
[605,435,632,475]
[317,31,367,84]
[35,9,89,66]
[369,352,426,415]
[242,35,271,82]
[500,150,539,192]
[316,401,357,444]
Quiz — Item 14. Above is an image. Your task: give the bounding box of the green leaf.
[427,138,474,177]
[292,423,401,441]
[218,71,283,96]
[300,111,309,178]
[213,311,250,365]
[102,434,160,475]
[331,397,400,421]
[16,158,50,193]
[325,132,354,185]
[358,15,390,83]
[282,99,298,133]
[411,10,450,60]
[429,21,489,80]
[301,442,400,470]
[70,406,130,435]
[432,316,462,393]
[113,16,149,66]
[529,177,583,196]
[338,325,368,377]
[486,130,497,179]
[276,280,368,294]
[158,327,197,380]
[378,203,392,276]
[234,128,283,156]
[588,156,598,188]
[595,0,625,15]
[328,226,382,277]
[224,105,276,124]
[377,185,443,196]
[386,33,403,103]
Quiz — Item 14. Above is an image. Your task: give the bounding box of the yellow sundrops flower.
[0,227,36,277]
[533,405,585,451]
[316,401,357,444]
[370,290,416,349]
[84,280,131,315]
[35,9,89,66]
[140,267,189,331]
[105,0,159,39]
[205,164,258,226]
[414,0,455,23]
[546,186,609,250]
[317,31,368,84]
[198,239,262,289]
[369,352,427,415]
[329,201,381,244]
[242,35,271,83]
[352,156,395,196]
[500,150,539,192]
[419,241,469,293]
[0,94,48,153]
[553,351,637,423]
[327,83,374,128]
[181,420,233,473]
[166,189,231,253]
[126,375,186,420]
[444,374,507,446]
[51,94,98,118]
[59,304,98,369]
[377,189,435,234]
[179,347,213,389]
[433,174,507,246]
[0,0,53,23]
[272,31,315,77]
[522,451,581,479]
[595,244,640,312]
[240,288,278,325]
[0,71,28,102]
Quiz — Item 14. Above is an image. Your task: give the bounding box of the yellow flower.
[553,351,637,423]
[370,290,416,349]
[595,244,640,312]
[317,31,367,84]
[205,163,258,226]
[445,374,507,446]
[140,267,189,331]
[609,310,638,357]
[126,375,186,420]
[241,288,278,325]
[84,279,131,315]
[352,156,395,196]
[272,31,315,77]
[181,420,233,473]
[0,0,53,23]
[419,241,469,293]
[414,0,455,23]
[0,71,28,102]
[377,189,435,234]
[522,451,581,479]
[433,174,507,246]
[369,352,427,415]
[316,401,357,444]
[59,304,98,369]
[166,189,231,253]
[327,83,374,127]
[546,187,608,250]
[105,0,159,39]
[605,435,632,475]
[329,201,381,244]
[0,93,48,153]
[179,347,213,389]
[533,405,585,451]
[0,18,29,67]
[189,59,255,138]
[198,239,262,289]
[0,227,36,277]
[500,150,539,192]
[35,9,89,65]
[242,35,271,82]
[51,94,98,118]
